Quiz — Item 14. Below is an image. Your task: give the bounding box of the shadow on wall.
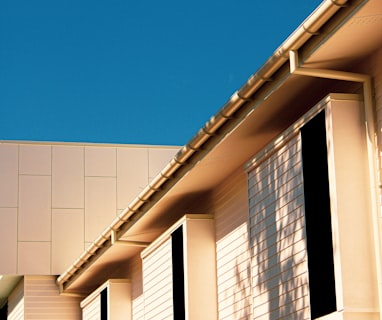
[248,134,309,319]
[214,169,252,319]
[233,257,251,319]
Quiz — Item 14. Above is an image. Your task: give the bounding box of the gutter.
[57,0,352,293]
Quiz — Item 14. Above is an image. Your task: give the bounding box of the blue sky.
[0,0,321,146]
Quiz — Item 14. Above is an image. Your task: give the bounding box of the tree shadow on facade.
[248,135,309,319]
[232,258,252,319]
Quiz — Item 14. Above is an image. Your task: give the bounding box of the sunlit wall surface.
[0,141,178,275]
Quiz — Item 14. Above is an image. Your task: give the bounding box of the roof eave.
[57,0,369,294]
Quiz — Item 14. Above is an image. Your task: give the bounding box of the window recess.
[141,214,218,320]
[301,110,336,318]
[322,94,378,319]
[80,279,131,320]
[246,94,378,319]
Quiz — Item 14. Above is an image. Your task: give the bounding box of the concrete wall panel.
[52,146,84,209]
[18,175,51,241]
[0,144,18,207]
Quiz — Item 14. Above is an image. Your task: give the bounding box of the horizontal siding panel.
[216,237,249,267]
[253,295,308,320]
[250,218,306,263]
[248,155,302,195]
[217,258,250,286]
[217,204,247,223]
[132,295,144,320]
[249,177,303,212]
[249,179,303,213]
[253,283,309,312]
[247,135,301,173]
[24,276,81,320]
[252,240,307,284]
[249,191,304,224]
[249,200,304,238]
[248,134,309,319]
[143,261,171,284]
[217,244,249,268]
[143,239,171,262]
[143,238,173,320]
[252,259,308,295]
[216,222,248,249]
[214,169,249,240]
[253,204,305,238]
[218,296,252,319]
[248,147,301,182]
[143,266,172,293]
[253,287,308,318]
[26,314,79,320]
[25,306,82,314]
[251,223,306,264]
[218,283,252,306]
[250,195,305,224]
[143,286,172,311]
[217,255,248,281]
[144,305,173,320]
[143,286,172,307]
[143,275,172,296]
[252,246,307,283]
[214,168,252,319]
[82,295,100,320]
[143,275,172,299]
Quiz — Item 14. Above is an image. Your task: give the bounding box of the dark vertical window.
[301,110,337,319]
[100,287,108,320]
[171,226,185,320]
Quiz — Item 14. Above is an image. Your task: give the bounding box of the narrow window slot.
[100,287,108,320]
[301,110,337,318]
[171,226,185,320]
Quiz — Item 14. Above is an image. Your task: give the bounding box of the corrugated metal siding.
[8,279,24,320]
[248,134,310,320]
[214,169,252,319]
[142,238,173,320]
[82,295,101,320]
[24,276,82,320]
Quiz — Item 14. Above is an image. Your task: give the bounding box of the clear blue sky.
[0,0,321,146]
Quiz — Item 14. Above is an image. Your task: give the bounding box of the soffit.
[305,0,382,68]
[62,245,140,295]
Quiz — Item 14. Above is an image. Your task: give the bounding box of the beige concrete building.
[0,142,179,318]
[2,0,382,319]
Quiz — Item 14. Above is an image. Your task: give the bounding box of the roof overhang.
[57,0,382,295]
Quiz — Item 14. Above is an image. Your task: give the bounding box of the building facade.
[0,142,179,317]
[2,0,382,319]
